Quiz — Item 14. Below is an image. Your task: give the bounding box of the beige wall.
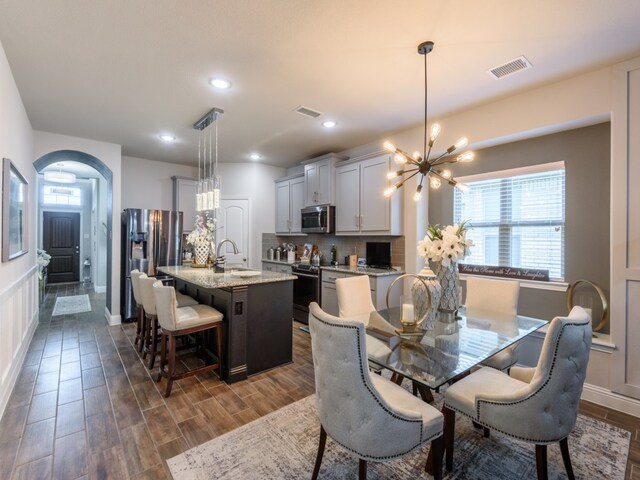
[0,41,37,417]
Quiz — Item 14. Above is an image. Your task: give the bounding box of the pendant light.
[194,107,224,212]
[44,163,76,184]
[383,41,474,201]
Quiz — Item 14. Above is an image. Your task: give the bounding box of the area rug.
[52,294,92,316]
[168,395,630,480]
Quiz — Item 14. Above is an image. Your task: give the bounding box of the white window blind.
[453,162,565,281]
[43,185,82,206]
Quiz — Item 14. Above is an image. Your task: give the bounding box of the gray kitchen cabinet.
[320,269,402,315]
[303,153,348,207]
[334,153,403,235]
[275,175,305,234]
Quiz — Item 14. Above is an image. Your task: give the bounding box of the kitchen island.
[157,266,296,383]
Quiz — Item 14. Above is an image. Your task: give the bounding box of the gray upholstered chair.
[466,277,521,370]
[152,280,224,397]
[130,269,145,352]
[442,306,591,479]
[308,302,444,480]
[138,273,198,369]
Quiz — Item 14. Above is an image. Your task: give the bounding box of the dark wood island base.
[158,266,295,383]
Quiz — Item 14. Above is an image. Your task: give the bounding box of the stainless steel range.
[291,263,319,324]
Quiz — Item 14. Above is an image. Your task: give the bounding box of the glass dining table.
[353,305,548,391]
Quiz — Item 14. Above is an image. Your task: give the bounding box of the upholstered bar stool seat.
[176,291,198,308]
[153,280,224,397]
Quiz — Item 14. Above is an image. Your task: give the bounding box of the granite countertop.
[320,265,405,277]
[158,266,297,289]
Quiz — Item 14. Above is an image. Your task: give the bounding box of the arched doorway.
[33,150,113,314]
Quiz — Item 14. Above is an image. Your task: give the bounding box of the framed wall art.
[2,157,29,262]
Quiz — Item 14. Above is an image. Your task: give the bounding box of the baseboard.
[94,285,106,293]
[104,306,121,326]
[0,309,38,420]
[582,382,640,417]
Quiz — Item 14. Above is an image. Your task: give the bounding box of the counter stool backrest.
[138,274,158,316]
[152,280,179,331]
[130,269,143,305]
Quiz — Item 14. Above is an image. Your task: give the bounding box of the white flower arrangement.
[37,248,51,268]
[417,222,473,267]
[186,214,217,248]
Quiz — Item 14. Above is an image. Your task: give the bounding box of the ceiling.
[1,1,640,169]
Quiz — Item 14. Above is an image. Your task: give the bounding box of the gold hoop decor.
[385,274,431,335]
[566,279,609,333]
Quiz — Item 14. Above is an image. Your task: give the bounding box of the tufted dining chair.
[465,277,521,371]
[442,306,591,479]
[308,302,444,480]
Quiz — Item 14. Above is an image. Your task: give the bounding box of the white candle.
[402,303,414,322]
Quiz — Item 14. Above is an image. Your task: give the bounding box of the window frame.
[454,161,566,285]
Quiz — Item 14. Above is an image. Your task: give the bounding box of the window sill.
[459,273,568,292]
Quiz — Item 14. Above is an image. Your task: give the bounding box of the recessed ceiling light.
[159,134,176,142]
[250,153,261,160]
[210,78,232,89]
[322,120,337,128]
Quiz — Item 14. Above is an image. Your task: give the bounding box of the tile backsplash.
[262,233,405,269]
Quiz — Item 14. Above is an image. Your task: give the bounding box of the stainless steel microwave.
[301,205,335,233]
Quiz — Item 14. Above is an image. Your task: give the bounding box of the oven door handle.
[293,272,319,279]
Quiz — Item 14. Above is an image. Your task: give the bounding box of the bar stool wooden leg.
[138,311,147,353]
[142,314,153,360]
[165,334,176,397]
[216,324,223,378]
[156,332,167,382]
[148,317,159,369]
[134,304,142,346]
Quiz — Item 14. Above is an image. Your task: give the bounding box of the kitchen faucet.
[215,239,240,267]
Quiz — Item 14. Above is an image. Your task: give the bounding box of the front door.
[43,211,81,283]
[216,198,249,267]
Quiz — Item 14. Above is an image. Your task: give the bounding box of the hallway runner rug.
[168,394,630,480]
[52,294,92,316]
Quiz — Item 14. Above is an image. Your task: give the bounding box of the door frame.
[218,195,252,268]
[33,151,113,313]
[40,209,84,284]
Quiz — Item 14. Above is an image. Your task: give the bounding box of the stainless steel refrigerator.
[121,209,183,321]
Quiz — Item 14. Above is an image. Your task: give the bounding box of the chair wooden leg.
[138,311,147,353]
[134,305,142,346]
[430,435,444,480]
[311,425,327,480]
[483,427,490,438]
[535,445,548,480]
[559,438,575,480]
[156,333,167,383]
[164,334,176,397]
[142,314,153,359]
[148,317,159,369]
[216,325,223,378]
[444,406,455,472]
[358,459,367,480]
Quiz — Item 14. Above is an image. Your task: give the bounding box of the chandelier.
[194,107,224,212]
[44,163,76,184]
[383,41,474,201]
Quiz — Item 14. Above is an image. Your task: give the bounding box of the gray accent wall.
[428,122,610,328]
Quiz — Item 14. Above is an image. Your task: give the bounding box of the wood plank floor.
[0,283,638,479]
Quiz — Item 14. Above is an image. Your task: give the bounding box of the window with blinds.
[453,162,565,281]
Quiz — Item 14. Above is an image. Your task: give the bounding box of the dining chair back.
[465,276,520,315]
[336,275,374,317]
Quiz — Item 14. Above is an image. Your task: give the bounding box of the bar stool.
[138,274,198,368]
[130,269,145,352]
[152,280,224,397]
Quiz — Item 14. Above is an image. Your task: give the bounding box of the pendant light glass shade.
[193,108,224,213]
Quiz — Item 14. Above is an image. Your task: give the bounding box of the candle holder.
[385,274,432,337]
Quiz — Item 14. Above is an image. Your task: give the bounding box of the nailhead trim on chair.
[312,313,442,460]
[444,319,589,445]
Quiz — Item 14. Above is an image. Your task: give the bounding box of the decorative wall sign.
[459,264,549,282]
[2,158,29,262]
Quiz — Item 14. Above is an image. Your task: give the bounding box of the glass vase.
[434,260,459,316]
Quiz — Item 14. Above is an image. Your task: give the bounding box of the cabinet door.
[321,282,340,316]
[335,163,361,232]
[304,163,318,206]
[289,176,305,233]
[316,159,333,205]
[360,155,391,232]
[275,181,291,233]
[173,178,198,232]
[262,263,275,272]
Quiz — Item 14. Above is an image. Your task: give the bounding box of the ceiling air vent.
[487,55,532,79]
[294,105,323,119]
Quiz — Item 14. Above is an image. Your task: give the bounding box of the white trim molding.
[104,306,121,326]
[582,383,640,418]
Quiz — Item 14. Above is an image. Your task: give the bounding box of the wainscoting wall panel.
[0,266,39,418]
